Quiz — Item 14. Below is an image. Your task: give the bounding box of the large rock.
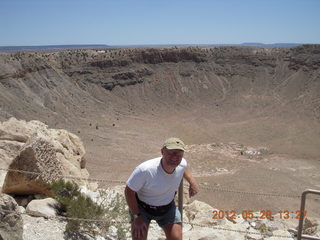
[0,118,93,195]
[0,139,24,192]
[0,118,26,192]
[265,229,294,240]
[302,217,320,236]
[26,198,59,218]
[0,193,23,240]
[184,200,227,225]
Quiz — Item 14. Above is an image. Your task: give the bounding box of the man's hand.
[125,186,148,239]
[132,216,147,239]
[189,181,200,197]
[183,167,200,197]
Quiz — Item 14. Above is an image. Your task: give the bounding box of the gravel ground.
[22,215,66,240]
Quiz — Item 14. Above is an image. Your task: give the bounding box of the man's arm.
[124,185,147,239]
[183,167,200,197]
[124,185,140,215]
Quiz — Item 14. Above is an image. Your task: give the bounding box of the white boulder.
[26,197,59,218]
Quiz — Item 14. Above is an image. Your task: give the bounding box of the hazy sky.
[0,0,319,46]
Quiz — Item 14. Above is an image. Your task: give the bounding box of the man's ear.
[161,147,165,155]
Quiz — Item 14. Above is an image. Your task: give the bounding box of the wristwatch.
[133,213,141,219]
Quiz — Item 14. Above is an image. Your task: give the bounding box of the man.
[125,137,199,240]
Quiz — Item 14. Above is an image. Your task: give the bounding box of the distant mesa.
[0,43,307,52]
[240,42,303,47]
[0,44,110,52]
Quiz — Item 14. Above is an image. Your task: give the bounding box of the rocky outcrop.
[302,218,320,237]
[2,137,65,195]
[101,68,153,90]
[0,193,23,240]
[287,44,320,70]
[90,59,131,68]
[129,48,207,64]
[0,118,93,195]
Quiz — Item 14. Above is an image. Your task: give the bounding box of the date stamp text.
[212,210,308,220]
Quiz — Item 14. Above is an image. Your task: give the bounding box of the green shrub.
[49,180,129,238]
[49,179,105,233]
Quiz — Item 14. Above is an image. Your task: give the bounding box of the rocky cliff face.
[0,45,319,146]
[0,45,319,121]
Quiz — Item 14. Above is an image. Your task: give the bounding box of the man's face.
[161,148,184,167]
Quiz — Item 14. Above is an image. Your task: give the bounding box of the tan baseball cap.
[163,137,186,151]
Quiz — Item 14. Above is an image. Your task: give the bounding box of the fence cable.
[197,184,300,198]
[0,168,126,184]
[1,209,294,239]
[0,168,301,198]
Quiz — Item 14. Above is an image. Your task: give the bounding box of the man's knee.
[167,234,182,240]
[166,233,182,240]
[163,223,182,240]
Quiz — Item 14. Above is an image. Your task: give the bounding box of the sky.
[0,0,320,46]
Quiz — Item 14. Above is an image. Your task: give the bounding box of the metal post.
[178,179,184,227]
[297,189,320,240]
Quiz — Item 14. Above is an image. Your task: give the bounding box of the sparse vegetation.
[258,147,272,155]
[257,223,269,234]
[49,180,104,233]
[49,180,129,238]
[99,191,129,239]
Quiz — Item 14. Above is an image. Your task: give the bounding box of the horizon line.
[0,42,316,48]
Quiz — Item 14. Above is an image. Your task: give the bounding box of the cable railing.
[0,168,302,198]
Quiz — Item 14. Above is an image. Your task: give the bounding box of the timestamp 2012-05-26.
[212,210,307,220]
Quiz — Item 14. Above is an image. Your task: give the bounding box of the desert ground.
[0,45,319,221]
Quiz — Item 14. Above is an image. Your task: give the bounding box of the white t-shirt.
[126,157,187,206]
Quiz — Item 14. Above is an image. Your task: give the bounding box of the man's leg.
[162,223,182,240]
[157,204,182,240]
